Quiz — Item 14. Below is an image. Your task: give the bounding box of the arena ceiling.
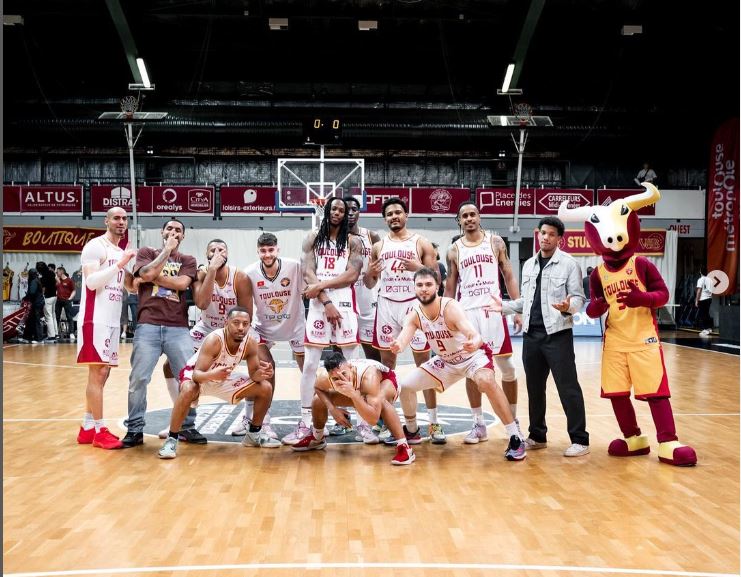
[3,0,739,162]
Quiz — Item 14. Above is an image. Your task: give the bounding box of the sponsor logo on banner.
[220,186,277,214]
[706,118,739,295]
[534,188,593,215]
[430,188,453,212]
[534,229,666,256]
[14,185,83,214]
[476,187,535,215]
[150,186,214,215]
[409,187,470,215]
[90,185,154,215]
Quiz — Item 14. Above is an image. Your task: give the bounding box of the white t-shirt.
[696,275,713,301]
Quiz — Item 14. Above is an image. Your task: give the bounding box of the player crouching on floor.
[291,350,416,466]
[158,306,277,459]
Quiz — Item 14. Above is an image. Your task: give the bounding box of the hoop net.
[120,95,139,119]
[513,102,533,126]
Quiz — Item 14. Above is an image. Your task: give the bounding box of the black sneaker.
[121,431,144,448]
[178,428,208,444]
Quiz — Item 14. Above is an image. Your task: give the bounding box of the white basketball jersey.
[328,358,390,392]
[186,328,249,374]
[196,265,238,330]
[353,227,377,315]
[378,233,421,302]
[315,239,354,306]
[455,233,501,308]
[413,298,472,364]
[245,257,305,341]
[79,235,125,327]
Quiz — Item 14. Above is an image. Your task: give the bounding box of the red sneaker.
[291,434,327,452]
[77,426,95,445]
[92,427,124,450]
[391,443,416,465]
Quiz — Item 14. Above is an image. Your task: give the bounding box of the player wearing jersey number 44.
[391,267,526,461]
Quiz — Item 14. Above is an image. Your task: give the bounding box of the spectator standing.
[55,267,76,341]
[695,270,714,336]
[634,162,657,186]
[36,261,58,341]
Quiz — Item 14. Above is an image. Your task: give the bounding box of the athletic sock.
[301,407,312,426]
[471,406,484,425]
[168,431,179,440]
[504,421,520,439]
[509,403,518,419]
[243,399,255,421]
[427,408,438,424]
[94,419,104,433]
[312,426,325,441]
[248,423,262,433]
[406,417,418,434]
[82,412,95,430]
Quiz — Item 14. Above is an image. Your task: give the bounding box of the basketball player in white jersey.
[391,267,526,461]
[291,350,415,465]
[157,307,278,459]
[445,201,523,444]
[366,197,446,443]
[158,239,251,439]
[76,207,136,450]
[234,232,306,436]
[284,197,363,445]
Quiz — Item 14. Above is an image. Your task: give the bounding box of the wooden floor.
[3,337,739,577]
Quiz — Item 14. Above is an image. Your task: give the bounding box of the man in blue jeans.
[121,219,207,448]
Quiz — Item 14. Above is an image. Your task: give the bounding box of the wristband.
[321,300,332,307]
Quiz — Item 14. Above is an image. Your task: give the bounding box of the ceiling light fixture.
[136,58,151,88]
[501,63,515,93]
[358,20,378,31]
[269,17,288,30]
[621,25,643,36]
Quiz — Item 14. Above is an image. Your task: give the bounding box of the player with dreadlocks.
[282,197,365,445]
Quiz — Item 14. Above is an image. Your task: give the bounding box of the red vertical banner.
[706,118,740,295]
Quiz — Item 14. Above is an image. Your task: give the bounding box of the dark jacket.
[25,278,46,307]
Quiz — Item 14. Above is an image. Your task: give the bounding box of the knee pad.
[495,355,516,381]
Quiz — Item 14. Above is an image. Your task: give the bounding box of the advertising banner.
[220,186,278,214]
[363,187,412,214]
[534,188,593,215]
[534,229,666,256]
[8,185,84,215]
[3,226,103,253]
[408,187,471,216]
[150,186,214,215]
[476,187,534,215]
[706,118,739,295]
[90,185,153,215]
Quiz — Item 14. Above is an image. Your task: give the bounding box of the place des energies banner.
[706,117,739,295]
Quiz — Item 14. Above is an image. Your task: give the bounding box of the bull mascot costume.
[558,183,697,466]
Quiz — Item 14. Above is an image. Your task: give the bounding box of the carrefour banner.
[3,226,103,253]
[534,229,666,256]
[706,118,739,295]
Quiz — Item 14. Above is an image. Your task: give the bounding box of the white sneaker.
[564,443,590,457]
[231,417,249,436]
[158,437,178,459]
[524,437,548,450]
[464,423,488,444]
[158,427,169,439]
[699,329,711,337]
[281,421,310,446]
[262,423,278,440]
[377,425,391,441]
[120,331,127,340]
[354,423,380,445]
[242,430,281,448]
[70,334,76,342]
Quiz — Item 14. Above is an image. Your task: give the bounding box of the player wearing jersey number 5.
[391,267,526,461]
[76,207,136,450]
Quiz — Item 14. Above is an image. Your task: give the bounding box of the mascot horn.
[559,183,697,466]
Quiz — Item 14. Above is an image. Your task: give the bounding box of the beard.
[416,292,437,305]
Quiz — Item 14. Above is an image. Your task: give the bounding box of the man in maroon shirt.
[55,267,77,341]
[121,219,207,448]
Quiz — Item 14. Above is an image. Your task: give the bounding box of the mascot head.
[558,183,660,265]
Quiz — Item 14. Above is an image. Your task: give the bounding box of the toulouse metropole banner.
[706,118,739,295]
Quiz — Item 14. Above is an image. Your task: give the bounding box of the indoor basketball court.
[3,2,739,577]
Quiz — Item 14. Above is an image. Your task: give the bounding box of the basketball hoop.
[120,95,139,120]
[512,102,533,126]
[309,197,328,211]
